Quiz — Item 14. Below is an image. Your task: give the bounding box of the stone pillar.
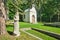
[13,10,20,37]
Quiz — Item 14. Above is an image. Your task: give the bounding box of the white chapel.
[23,4,37,24]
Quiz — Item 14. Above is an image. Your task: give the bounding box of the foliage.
[6,0,60,21]
[29,0,60,22]
[6,0,29,19]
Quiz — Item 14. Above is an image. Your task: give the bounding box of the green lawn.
[20,22,60,40]
[6,22,60,40]
[5,24,38,40]
[0,31,38,40]
[20,22,60,34]
[26,30,57,40]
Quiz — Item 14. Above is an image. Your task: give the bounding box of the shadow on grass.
[7,31,13,35]
[44,23,60,28]
[32,28,60,39]
[6,25,14,35]
[6,25,13,27]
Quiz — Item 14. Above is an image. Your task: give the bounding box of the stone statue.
[13,10,20,37]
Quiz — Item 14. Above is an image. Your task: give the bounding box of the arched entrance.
[32,15,35,23]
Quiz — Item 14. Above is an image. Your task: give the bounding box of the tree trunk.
[58,13,59,22]
[50,17,52,22]
[6,8,9,20]
[13,10,20,37]
[0,0,6,35]
[40,15,42,22]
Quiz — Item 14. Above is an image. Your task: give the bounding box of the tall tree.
[0,0,6,35]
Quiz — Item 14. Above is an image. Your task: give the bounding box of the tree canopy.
[6,0,60,22]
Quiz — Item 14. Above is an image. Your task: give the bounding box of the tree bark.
[0,0,6,35]
[58,13,59,22]
[13,10,20,37]
[40,15,42,22]
[50,17,52,22]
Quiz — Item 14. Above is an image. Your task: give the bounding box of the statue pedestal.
[14,20,20,37]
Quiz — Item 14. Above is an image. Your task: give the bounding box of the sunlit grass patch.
[20,22,60,34]
[26,30,57,40]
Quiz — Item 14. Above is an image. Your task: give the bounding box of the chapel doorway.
[32,15,35,23]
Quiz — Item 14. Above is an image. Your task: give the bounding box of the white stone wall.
[24,11,30,22]
[30,6,37,24]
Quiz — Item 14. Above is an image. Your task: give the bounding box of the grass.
[20,22,60,34]
[20,22,32,28]
[0,22,38,40]
[20,22,59,40]
[0,31,38,40]
[26,30,57,40]
[6,22,60,40]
